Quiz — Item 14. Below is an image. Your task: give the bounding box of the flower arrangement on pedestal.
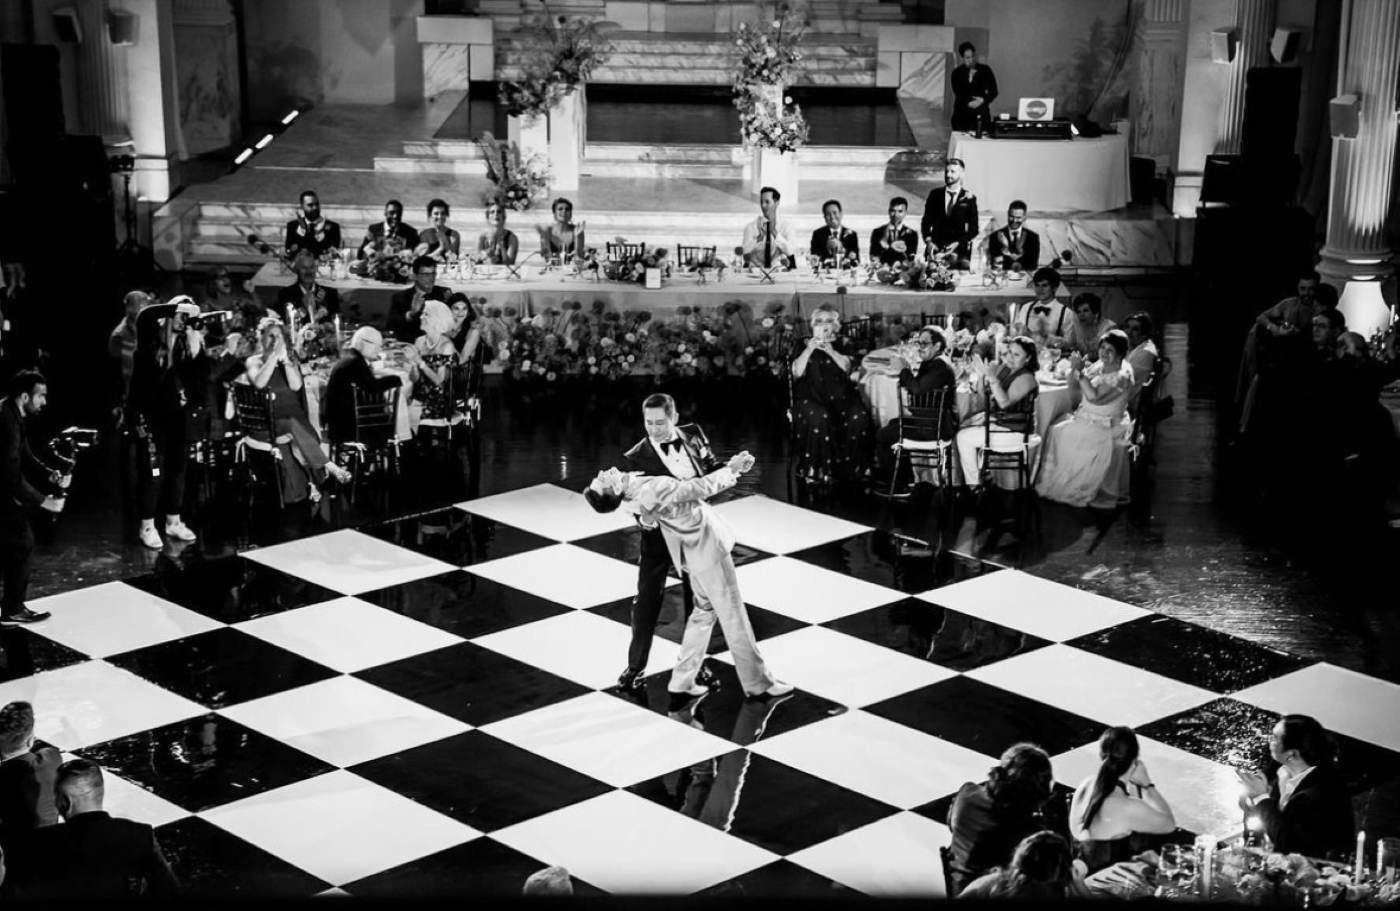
[475,133,551,212]
[498,2,615,119]
[732,2,810,154]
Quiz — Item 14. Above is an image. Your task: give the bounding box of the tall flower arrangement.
[475,133,551,212]
[732,2,810,152]
[499,3,615,119]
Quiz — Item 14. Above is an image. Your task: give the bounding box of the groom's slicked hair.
[584,486,622,514]
[642,393,675,418]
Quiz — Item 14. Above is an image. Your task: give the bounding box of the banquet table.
[948,131,1131,214]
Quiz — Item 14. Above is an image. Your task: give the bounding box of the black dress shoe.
[616,668,644,690]
[695,666,721,690]
[0,608,51,627]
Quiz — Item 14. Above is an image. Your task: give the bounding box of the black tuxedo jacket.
[870,223,921,265]
[284,218,342,258]
[921,187,980,260]
[1256,765,1355,859]
[809,226,861,265]
[622,423,722,479]
[987,226,1041,271]
[385,284,452,343]
[360,222,420,258]
[275,281,341,323]
[12,811,179,899]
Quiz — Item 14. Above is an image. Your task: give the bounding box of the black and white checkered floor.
[4,482,1398,898]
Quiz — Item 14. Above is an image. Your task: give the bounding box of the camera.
[183,310,230,330]
[50,427,98,473]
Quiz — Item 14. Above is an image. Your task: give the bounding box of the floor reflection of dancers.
[667,693,793,830]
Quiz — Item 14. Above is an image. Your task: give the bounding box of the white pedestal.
[507,113,549,164]
[549,85,587,192]
[753,147,799,208]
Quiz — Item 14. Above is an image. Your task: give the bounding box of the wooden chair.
[676,244,717,268]
[939,845,958,898]
[838,316,876,351]
[606,241,646,261]
[978,388,1040,490]
[1130,354,1173,460]
[336,384,401,499]
[920,312,950,329]
[454,343,487,430]
[889,387,955,493]
[231,384,292,507]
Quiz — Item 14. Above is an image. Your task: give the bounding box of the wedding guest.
[742,186,797,269]
[0,701,61,861]
[274,251,340,326]
[108,290,149,419]
[872,326,958,492]
[446,292,482,365]
[359,199,419,260]
[1235,270,1323,431]
[809,199,860,267]
[955,336,1040,489]
[539,197,585,261]
[323,326,402,446]
[412,300,462,424]
[959,832,1076,901]
[475,201,519,265]
[1063,293,1115,358]
[1237,714,1354,859]
[1035,330,1135,508]
[950,41,998,134]
[284,189,342,259]
[921,159,979,265]
[948,743,1056,894]
[790,306,872,484]
[416,198,461,260]
[1123,311,1159,397]
[986,200,1040,272]
[385,256,451,344]
[1068,726,1176,872]
[871,196,921,265]
[1007,268,1070,342]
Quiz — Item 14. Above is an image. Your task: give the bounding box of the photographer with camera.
[125,295,203,549]
[0,371,67,626]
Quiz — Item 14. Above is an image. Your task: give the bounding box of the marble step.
[496,63,875,85]
[373,157,489,176]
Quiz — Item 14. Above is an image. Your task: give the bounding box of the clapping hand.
[1124,758,1153,790]
[40,495,64,514]
[1236,767,1269,800]
[726,451,756,475]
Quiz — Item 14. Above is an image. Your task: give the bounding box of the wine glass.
[1159,844,1197,892]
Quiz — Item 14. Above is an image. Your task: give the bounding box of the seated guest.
[1063,292,1115,357]
[412,300,465,423]
[1068,726,1176,872]
[742,186,798,269]
[11,759,178,899]
[921,158,979,266]
[959,832,1077,901]
[475,201,519,265]
[871,196,921,265]
[538,197,586,262]
[955,337,1040,488]
[1123,311,1159,398]
[791,306,872,484]
[1235,269,1323,430]
[0,701,60,861]
[1237,714,1354,859]
[948,742,1055,894]
[386,255,451,344]
[872,327,959,490]
[359,199,419,260]
[275,251,340,327]
[447,292,482,365]
[986,199,1040,272]
[1008,267,1070,342]
[1035,330,1135,507]
[416,198,461,260]
[324,326,403,446]
[284,189,342,259]
[809,199,860,267]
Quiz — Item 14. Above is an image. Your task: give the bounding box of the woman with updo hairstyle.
[1035,329,1135,507]
[1237,714,1354,859]
[959,832,1079,900]
[1065,292,1116,358]
[948,742,1055,895]
[1068,726,1176,872]
[789,305,873,485]
[538,197,584,262]
[475,200,519,265]
[417,198,461,260]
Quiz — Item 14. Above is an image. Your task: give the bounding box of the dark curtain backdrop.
[1297,0,1343,237]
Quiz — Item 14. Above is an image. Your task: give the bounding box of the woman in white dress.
[1035,330,1134,507]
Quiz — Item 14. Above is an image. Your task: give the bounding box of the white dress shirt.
[651,435,698,479]
[741,215,797,264]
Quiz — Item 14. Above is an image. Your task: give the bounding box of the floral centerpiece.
[501,315,573,383]
[873,255,958,292]
[732,2,810,153]
[475,133,551,213]
[600,241,671,284]
[499,3,615,119]
[733,300,801,379]
[349,235,413,283]
[582,308,649,380]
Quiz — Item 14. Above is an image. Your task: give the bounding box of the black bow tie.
[1032,305,1053,316]
[659,438,683,455]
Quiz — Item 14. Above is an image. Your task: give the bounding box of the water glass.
[1379,837,1400,884]
[1160,844,1197,890]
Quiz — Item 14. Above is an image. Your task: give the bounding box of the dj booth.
[948,130,1130,214]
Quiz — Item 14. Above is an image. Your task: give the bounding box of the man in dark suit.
[617,392,722,690]
[284,189,342,259]
[872,327,959,491]
[0,700,61,866]
[1238,715,1355,860]
[359,199,419,260]
[274,250,341,327]
[324,327,403,445]
[0,372,64,627]
[871,196,921,266]
[921,159,980,266]
[950,42,998,134]
[809,199,861,267]
[986,200,1040,272]
[385,256,451,343]
[11,758,179,899]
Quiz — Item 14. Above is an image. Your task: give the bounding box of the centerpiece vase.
[507,112,549,165]
[749,84,799,207]
[549,83,587,191]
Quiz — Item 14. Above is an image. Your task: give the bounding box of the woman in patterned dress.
[789,305,872,484]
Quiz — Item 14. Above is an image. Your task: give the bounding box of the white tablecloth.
[949,132,1130,214]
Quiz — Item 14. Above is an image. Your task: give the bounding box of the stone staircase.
[477,0,902,37]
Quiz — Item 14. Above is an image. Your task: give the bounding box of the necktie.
[764,222,773,268]
[660,438,682,455]
[946,191,955,215]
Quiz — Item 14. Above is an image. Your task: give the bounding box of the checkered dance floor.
[4,484,1399,898]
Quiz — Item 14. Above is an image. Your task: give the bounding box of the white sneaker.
[164,520,197,542]
[138,525,162,549]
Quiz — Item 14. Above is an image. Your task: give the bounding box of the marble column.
[1319,0,1400,287]
[1214,0,1275,155]
[73,0,132,142]
[1129,0,1187,169]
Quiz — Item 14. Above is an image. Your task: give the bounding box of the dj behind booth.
[948,97,1131,214]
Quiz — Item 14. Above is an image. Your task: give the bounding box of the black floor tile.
[363,509,556,566]
[0,628,89,681]
[352,730,612,832]
[358,570,572,639]
[589,592,805,650]
[158,816,331,898]
[124,558,341,623]
[344,836,606,898]
[788,531,995,594]
[80,713,334,812]
[823,600,1050,671]
[355,641,592,726]
[106,627,338,709]
[699,859,849,897]
[573,526,773,568]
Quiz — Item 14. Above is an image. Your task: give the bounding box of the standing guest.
[385,256,451,344]
[1069,726,1177,872]
[11,759,178,899]
[1063,293,1115,358]
[323,327,402,446]
[108,290,149,424]
[870,196,921,265]
[538,197,586,262]
[921,159,979,266]
[871,327,959,491]
[1237,714,1354,859]
[1123,311,1159,398]
[955,336,1040,488]
[1035,331,1135,508]
[446,292,482,365]
[741,186,797,269]
[791,306,873,485]
[986,200,1040,272]
[948,743,1056,895]
[275,251,340,327]
[1008,267,1071,343]
[950,41,998,133]
[0,702,60,853]
[284,189,342,259]
[616,393,722,690]
[359,199,419,260]
[809,199,860,267]
[475,201,519,265]
[416,198,461,260]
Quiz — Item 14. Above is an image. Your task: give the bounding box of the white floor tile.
[242,530,456,595]
[473,610,677,689]
[455,483,634,542]
[917,570,1149,641]
[235,598,463,673]
[733,557,903,624]
[750,710,991,809]
[0,661,204,751]
[711,496,872,554]
[482,692,732,787]
[59,752,191,828]
[1233,663,1400,753]
[465,543,654,610]
[27,582,223,658]
[967,644,1216,728]
[220,676,471,768]
[203,770,478,886]
[492,790,777,894]
[729,626,954,708]
[789,811,952,898]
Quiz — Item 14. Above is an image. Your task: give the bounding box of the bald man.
[324,326,403,445]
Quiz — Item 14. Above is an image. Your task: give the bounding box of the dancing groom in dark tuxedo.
[617,393,722,689]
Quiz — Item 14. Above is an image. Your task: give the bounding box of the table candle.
[1196,834,1215,898]
[1356,830,1367,881]
[334,315,343,347]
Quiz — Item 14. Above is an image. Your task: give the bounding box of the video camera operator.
[125,295,205,549]
[0,371,67,627]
